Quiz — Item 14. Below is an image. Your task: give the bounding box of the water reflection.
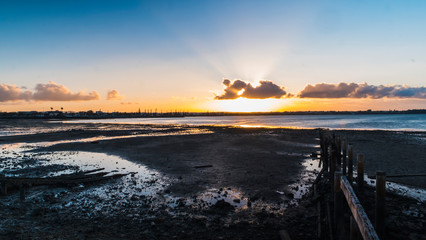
[65,114,426,131]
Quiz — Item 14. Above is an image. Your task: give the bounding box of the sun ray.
[207,98,285,112]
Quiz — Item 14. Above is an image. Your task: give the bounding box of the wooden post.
[330,148,336,193]
[357,154,364,191]
[334,171,344,238]
[314,184,321,239]
[330,149,336,175]
[0,182,7,195]
[19,182,25,202]
[375,171,386,239]
[323,138,329,171]
[348,144,354,182]
[342,140,347,175]
[328,146,333,173]
[337,136,342,167]
[350,216,362,240]
[327,198,334,240]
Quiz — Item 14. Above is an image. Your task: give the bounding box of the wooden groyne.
[315,129,386,240]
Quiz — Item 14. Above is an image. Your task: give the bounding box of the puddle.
[0,141,170,216]
[366,175,426,202]
[191,188,248,208]
[280,141,319,148]
[276,151,306,157]
[288,157,321,201]
[0,141,165,180]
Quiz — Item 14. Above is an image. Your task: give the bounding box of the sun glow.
[209,98,285,112]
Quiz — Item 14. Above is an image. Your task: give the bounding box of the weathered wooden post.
[357,154,365,191]
[337,136,342,167]
[334,171,344,238]
[315,184,322,239]
[348,144,354,182]
[376,171,386,238]
[330,147,336,182]
[323,136,329,171]
[342,139,347,175]
[328,145,333,173]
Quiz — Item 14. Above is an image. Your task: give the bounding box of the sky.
[1,0,425,112]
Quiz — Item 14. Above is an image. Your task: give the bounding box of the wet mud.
[0,120,425,239]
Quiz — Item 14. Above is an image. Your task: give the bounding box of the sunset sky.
[1,1,425,112]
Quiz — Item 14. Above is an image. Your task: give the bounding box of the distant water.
[68,114,426,131]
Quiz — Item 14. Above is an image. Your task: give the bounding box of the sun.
[208,98,284,112]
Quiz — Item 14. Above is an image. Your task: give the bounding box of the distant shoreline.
[1,109,425,120]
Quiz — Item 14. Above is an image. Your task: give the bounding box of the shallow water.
[66,114,426,131]
[366,175,426,202]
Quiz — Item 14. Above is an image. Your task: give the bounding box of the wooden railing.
[335,172,379,240]
[319,129,386,240]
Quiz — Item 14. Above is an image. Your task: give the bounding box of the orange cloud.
[33,81,100,101]
[0,81,100,102]
[107,90,124,100]
[215,79,288,100]
[298,82,426,99]
[0,84,32,102]
[120,101,138,105]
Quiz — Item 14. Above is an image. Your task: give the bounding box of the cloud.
[215,79,248,100]
[0,84,32,102]
[120,102,139,105]
[33,81,100,101]
[298,82,426,99]
[0,81,100,102]
[215,79,287,100]
[243,81,288,99]
[106,90,124,100]
[298,83,358,98]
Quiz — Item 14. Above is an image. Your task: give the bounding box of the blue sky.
[1,0,425,111]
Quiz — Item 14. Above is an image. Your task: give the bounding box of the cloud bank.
[215,79,287,99]
[298,82,426,99]
[106,90,123,100]
[0,81,100,102]
[0,84,32,102]
[33,81,100,101]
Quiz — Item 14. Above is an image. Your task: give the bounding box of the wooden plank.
[350,216,362,240]
[340,176,380,240]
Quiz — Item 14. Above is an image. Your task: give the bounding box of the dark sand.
[0,120,425,239]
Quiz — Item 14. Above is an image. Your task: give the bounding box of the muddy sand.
[0,120,425,239]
